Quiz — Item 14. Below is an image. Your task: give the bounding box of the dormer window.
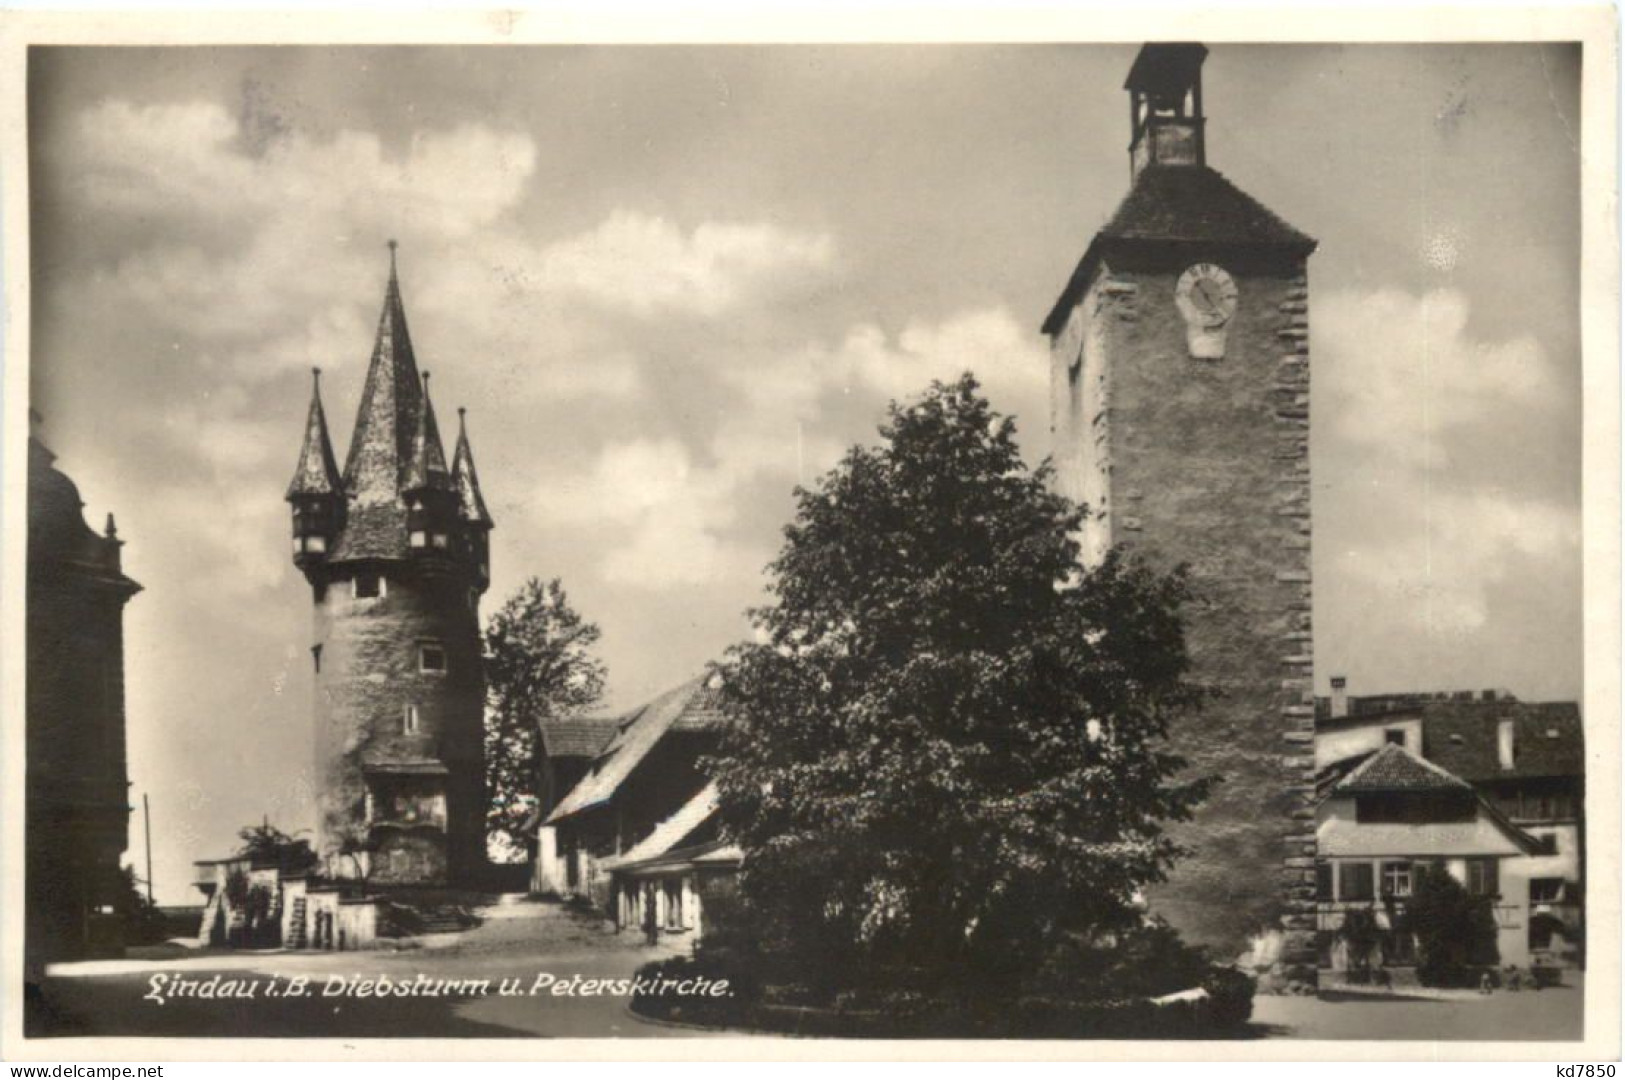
[419,642,446,674]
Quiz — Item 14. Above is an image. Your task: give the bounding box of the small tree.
[483,577,607,859]
[1336,906,1382,983]
[235,819,318,876]
[1404,867,1499,986]
[707,375,1211,998]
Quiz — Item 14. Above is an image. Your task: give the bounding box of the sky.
[26,44,1582,904]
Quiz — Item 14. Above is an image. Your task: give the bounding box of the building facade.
[538,676,736,936]
[26,434,142,977]
[1314,743,1543,974]
[1315,684,1585,968]
[1042,44,1318,977]
[285,244,494,887]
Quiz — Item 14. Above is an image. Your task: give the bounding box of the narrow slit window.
[403,704,420,734]
[311,644,323,674]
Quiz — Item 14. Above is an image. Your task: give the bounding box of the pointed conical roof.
[286,368,343,499]
[451,407,494,528]
[404,372,453,492]
[342,240,424,505]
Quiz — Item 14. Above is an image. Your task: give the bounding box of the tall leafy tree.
[707,374,1210,992]
[484,577,607,858]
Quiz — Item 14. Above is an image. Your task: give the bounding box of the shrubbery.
[1402,869,1499,987]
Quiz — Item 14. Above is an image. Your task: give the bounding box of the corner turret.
[286,367,345,570]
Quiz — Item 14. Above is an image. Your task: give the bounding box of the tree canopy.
[706,374,1210,990]
[484,577,607,858]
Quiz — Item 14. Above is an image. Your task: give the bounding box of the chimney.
[1498,719,1516,770]
[1329,676,1348,720]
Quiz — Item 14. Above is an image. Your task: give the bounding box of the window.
[431,532,450,549]
[1315,861,1333,901]
[419,642,447,674]
[1380,861,1412,898]
[311,644,322,674]
[410,530,427,549]
[1465,858,1500,898]
[1529,878,1565,904]
[1384,729,1406,746]
[403,704,420,734]
[354,573,383,599]
[1338,862,1374,902]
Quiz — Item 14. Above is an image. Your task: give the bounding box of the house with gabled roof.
[534,676,735,933]
[1315,741,1549,974]
[1315,679,1586,968]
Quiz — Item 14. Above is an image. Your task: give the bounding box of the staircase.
[285,897,309,949]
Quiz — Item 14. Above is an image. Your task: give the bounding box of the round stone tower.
[285,244,494,887]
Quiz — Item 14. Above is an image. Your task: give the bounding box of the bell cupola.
[1126,43,1208,181]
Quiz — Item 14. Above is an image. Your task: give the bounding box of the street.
[29,895,1586,1042]
[30,895,725,1039]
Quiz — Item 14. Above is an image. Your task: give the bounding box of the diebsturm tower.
[286,243,494,887]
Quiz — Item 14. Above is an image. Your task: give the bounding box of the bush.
[1030,919,1211,1002]
[1404,870,1499,987]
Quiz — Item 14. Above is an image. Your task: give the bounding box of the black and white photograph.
[4,8,1617,1059]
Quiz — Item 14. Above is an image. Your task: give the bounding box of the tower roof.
[451,408,494,528]
[331,243,423,561]
[403,372,453,493]
[342,241,424,505]
[286,368,343,499]
[1124,43,1208,95]
[1041,166,1318,336]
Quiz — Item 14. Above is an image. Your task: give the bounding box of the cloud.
[1314,287,1580,685]
[538,307,1049,590]
[528,212,835,318]
[1317,287,1561,468]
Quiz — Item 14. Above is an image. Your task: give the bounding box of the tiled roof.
[336,249,424,560]
[451,410,493,528]
[1315,688,1515,726]
[403,374,452,493]
[546,676,727,824]
[285,370,343,499]
[1314,691,1583,782]
[1332,743,1472,796]
[1422,701,1584,782]
[1100,165,1314,249]
[1042,165,1316,334]
[538,715,621,759]
[602,782,719,869]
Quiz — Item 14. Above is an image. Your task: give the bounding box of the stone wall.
[311,562,486,883]
[1049,252,1316,979]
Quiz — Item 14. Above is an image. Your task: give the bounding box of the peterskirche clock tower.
[1043,44,1319,986]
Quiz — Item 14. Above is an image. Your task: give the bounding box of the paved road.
[29,896,729,1040]
[1252,979,1586,1042]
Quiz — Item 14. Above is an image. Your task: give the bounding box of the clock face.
[1175,263,1238,329]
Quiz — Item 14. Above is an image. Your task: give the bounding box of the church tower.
[1043,45,1318,982]
[287,243,494,887]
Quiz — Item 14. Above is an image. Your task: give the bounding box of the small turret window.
[419,642,446,674]
[409,531,427,549]
[431,532,449,549]
[403,704,421,734]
